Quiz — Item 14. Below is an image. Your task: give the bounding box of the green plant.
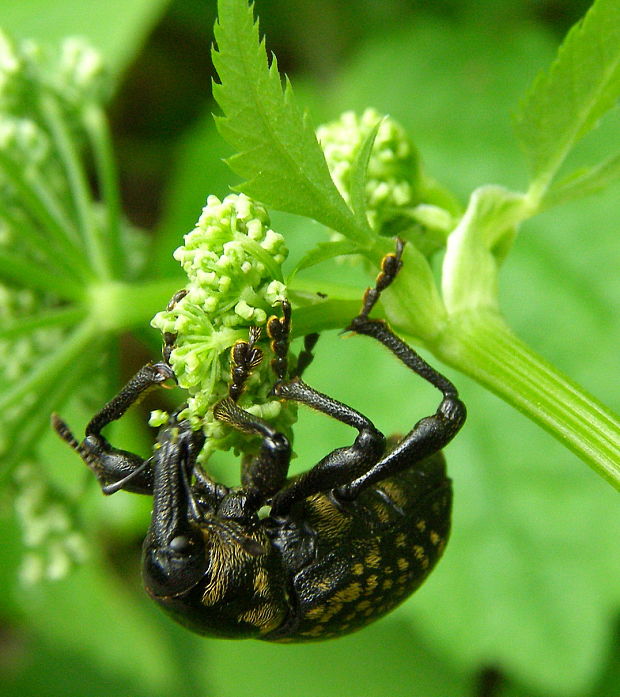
[1,1,618,696]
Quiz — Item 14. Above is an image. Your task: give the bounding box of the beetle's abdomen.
[265,452,451,642]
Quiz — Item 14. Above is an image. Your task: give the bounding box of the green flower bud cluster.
[151,193,296,462]
[14,462,88,584]
[0,30,109,116]
[316,107,421,233]
[0,31,109,220]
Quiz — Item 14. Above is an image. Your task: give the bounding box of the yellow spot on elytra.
[395,533,406,548]
[413,544,431,570]
[397,558,410,572]
[416,520,427,532]
[365,575,379,595]
[314,579,332,593]
[430,530,441,546]
[332,582,363,604]
[397,574,409,585]
[329,602,344,617]
[382,578,393,590]
[365,551,381,569]
[384,565,393,575]
[306,605,326,621]
[413,545,426,561]
[352,563,364,576]
[301,626,327,638]
[357,600,372,611]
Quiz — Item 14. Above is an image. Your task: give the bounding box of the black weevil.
[53,241,466,641]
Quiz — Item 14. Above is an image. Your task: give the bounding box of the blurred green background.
[1,1,619,696]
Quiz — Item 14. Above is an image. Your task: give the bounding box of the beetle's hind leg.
[52,362,174,495]
[335,240,467,500]
[265,299,386,516]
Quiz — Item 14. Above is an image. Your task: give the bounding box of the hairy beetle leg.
[214,397,291,502]
[335,240,466,499]
[336,318,466,501]
[228,326,264,402]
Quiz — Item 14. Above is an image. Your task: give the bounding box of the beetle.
[52,240,466,641]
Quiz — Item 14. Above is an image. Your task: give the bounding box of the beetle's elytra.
[53,240,466,641]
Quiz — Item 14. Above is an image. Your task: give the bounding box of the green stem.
[87,276,186,332]
[0,319,99,415]
[1,344,95,481]
[82,103,124,277]
[0,248,84,300]
[0,306,87,340]
[40,92,111,280]
[0,152,88,279]
[433,311,620,490]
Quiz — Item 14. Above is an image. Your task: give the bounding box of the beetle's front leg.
[52,362,173,495]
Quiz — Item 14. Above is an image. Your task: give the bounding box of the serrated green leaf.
[212,0,372,245]
[288,239,361,281]
[540,152,620,210]
[515,0,620,198]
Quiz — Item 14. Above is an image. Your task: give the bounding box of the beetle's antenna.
[52,413,96,466]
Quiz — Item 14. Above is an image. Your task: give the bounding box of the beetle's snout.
[142,533,208,599]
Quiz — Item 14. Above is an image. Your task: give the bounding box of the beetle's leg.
[333,240,466,500]
[267,301,292,384]
[228,326,263,402]
[52,362,173,495]
[263,300,385,515]
[267,299,320,381]
[270,239,465,511]
[269,378,386,516]
[291,333,320,379]
[333,320,466,501]
[213,325,289,503]
[214,397,291,506]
